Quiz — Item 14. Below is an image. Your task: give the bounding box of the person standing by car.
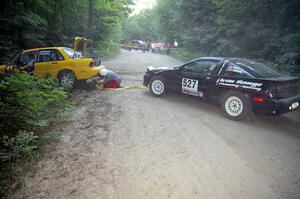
[147,41,151,52]
[99,68,122,88]
[174,39,178,48]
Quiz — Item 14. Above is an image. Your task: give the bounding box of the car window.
[223,63,252,78]
[182,60,219,75]
[231,58,282,78]
[37,49,64,63]
[19,51,37,67]
[62,47,74,58]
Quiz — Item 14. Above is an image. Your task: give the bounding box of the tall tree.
[124,0,300,74]
[88,0,93,46]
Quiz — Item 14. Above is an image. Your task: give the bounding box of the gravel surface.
[9,50,300,199]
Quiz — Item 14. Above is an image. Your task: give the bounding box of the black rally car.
[143,57,300,120]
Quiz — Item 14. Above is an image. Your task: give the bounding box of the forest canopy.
[0,0,299,74]
[0,0,132,63]
[122,0,300,75]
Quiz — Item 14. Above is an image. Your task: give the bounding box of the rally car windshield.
[231,58,282,78]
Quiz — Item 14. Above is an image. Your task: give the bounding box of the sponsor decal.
[216,78,263,91]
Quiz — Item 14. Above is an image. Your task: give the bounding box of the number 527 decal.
[182,78,197,88]
[182,78,203,97]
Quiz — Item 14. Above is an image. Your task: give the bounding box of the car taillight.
[253,97,265,102]
[89,61,95,67]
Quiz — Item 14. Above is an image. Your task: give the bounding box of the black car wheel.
[221,91,251,120]
[59,71,76,89]
[149,76,166,97]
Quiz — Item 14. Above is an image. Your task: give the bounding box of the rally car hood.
[147,66,175,74]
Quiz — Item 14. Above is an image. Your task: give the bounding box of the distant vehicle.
[127,40,148,51]
[151,41,164,53]
[152,42,164,49]
[143,57,300,120]
[0,37,103,89]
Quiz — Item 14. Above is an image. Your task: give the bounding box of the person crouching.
[99,68,122,88]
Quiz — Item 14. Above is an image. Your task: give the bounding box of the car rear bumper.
[75,67,99,80]
[253,94,300,116]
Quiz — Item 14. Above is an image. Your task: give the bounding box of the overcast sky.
[131,0,157,15]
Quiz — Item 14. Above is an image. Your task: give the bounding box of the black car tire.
[149,76,166,97]
[220,91,251,120]
[59,71,76,89]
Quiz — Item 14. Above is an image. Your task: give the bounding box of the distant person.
[151,42,155,53]
[157,41,164,53]
[99,68,122,88]
[174,39,178,48]
[167,42,172,54]
[147,41,151,52]
[127,40,132,51]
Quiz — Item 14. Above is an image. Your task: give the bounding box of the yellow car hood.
[74,37,89,55]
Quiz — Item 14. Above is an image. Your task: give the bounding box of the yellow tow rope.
[96,84,147,91]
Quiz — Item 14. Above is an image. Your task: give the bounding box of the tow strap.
[96,85,147,91]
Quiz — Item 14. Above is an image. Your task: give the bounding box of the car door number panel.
[182,78,203,97]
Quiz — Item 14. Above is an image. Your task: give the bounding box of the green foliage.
[92,0,131,57]
[124,0,300,75]
[1,131,39,162]
[169,48,200,61]
[0,0,132,62]
[0,72,69,133]
[122,9,160,42]
[0,72,70,196]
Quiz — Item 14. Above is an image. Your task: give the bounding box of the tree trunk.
[88,0,93,47]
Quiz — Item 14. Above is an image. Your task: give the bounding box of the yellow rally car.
[0,37,104,89]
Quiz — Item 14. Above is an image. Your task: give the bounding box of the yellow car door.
[47,49,69,78]
[35,50,52,78]
[35,49,67,79]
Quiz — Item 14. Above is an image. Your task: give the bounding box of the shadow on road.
[142,90,300,138]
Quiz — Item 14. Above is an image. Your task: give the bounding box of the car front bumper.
[86,75,102,84]
[143,74,151,87]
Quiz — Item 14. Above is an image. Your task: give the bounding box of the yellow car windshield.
[63,47,85,59]
[62,47,75,58]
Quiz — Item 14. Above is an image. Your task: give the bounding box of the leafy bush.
[0,72,70,196]
[169,48,203,61]
[0,72,69,133]
[1,131,38,161]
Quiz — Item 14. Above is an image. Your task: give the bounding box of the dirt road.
[10,50,300,199]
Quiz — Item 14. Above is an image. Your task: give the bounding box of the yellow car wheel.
[59,71,76,89]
